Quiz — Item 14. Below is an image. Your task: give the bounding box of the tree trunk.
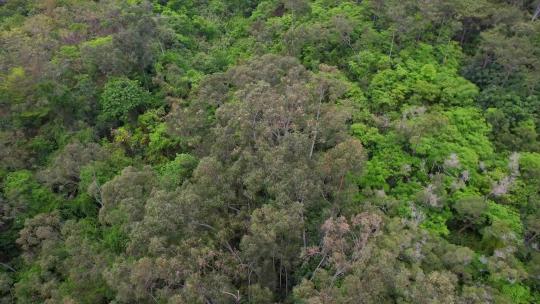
[309,86,324,159]
[389,30,395,59]
[532,2,540,21]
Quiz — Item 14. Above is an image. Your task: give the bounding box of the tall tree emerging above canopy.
[165,55,366,298]
[167,55,363,212]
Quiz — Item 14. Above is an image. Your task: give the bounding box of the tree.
[3,0,540,302]
[99,77,150,124]
[453,196,488,233]
[16,212,62,262]
[241,203,305,295]
[158,153,198,190]
[38,142,105,198]
[98,166,156,230]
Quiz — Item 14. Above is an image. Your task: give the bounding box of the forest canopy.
[1,0,540,303]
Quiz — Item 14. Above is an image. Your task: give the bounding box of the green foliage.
[499,282,532,304]
[367,44,478,113]
[3,170,60,220]
[1,0,540,302]
[78,147,132,194]
[99,77,150,123]
[112,108,185,162]
[158,153,198,190]
[485,201,523,238]
[421,211,451,236]
[102,225,128,254]
[519,152,540,181]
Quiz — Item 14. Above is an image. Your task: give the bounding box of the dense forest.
[1,0,540,303]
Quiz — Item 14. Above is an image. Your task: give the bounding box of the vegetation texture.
[1,0,540,303]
